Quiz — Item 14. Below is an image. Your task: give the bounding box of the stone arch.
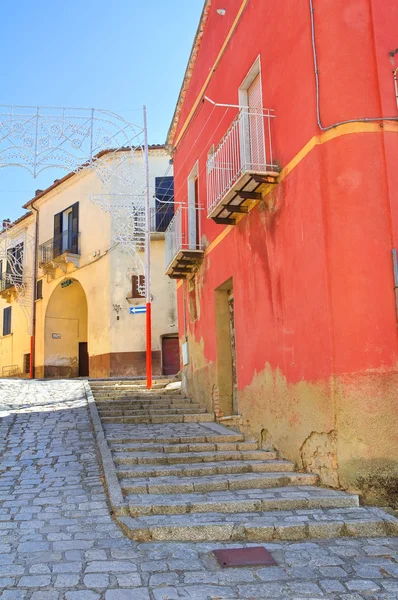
[44,278,88,378]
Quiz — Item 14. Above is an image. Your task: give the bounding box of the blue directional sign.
[130,306,146,315]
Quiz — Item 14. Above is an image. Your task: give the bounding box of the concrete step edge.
[109,441,259,454]
[126,493,360,516]
[120,472,319,494]
[101,414,215,424]
[106,434,246,445]
[117,509,398,542]
[117,460,296,478]
[113,451,278,465]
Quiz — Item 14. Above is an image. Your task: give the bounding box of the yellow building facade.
[0,147,179,379]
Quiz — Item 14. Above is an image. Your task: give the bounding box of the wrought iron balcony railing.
[0,273,19,293]
[206,107,279,221]
[39,231,80,265]
[150,206,174,233]
[165,206,204,279]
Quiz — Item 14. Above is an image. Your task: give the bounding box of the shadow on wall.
[43,279,88,378]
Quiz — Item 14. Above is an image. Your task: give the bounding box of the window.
[54,202,79,257]
[0,260,2,280]
[132,275,145,299]
[154,176,174,232]
[3,306,11,336]
[23,353,30,374]
[6,242,24,285]
[36,279,43,300]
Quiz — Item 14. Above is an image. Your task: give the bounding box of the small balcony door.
[188,164,200,250]
[247,74,266,170]
[239,58,266,172]
[62,208,73,252]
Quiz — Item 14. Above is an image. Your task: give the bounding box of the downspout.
[30,201,39,379]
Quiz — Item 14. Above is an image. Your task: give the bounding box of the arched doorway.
[44,279,88,378]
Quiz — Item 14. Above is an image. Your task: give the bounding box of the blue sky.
[0,0,204,220]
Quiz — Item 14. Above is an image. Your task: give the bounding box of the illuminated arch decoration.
[0,104,149,334]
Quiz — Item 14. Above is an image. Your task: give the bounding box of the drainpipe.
[30,200,39,379]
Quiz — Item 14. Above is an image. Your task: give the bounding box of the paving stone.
[17,575,51,587]
[85,561,138,573]
[0,593,27,600]
[65,593,100,600]
[1,380,398,600]
[105,591,150,600]
[149,572,179,586]
[30,593,60,600]
[346,579,381,591]
[54,574,80,587]
[320,579,347,593]
[115,573,142,587]
[152,589,179,600]
[83,574,110,588]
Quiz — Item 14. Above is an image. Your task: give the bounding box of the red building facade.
[166,0,398,505]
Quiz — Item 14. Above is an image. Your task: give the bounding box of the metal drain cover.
[213,546,277,568]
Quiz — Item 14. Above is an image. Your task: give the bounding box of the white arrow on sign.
[130,306,146,314]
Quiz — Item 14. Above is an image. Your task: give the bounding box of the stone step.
[107,433,246,445]
[109,440,260,454]
[95,398,187,404]
[91,380,176,384]
[96,400,197,408]
[118,506,398,542]
[101,413,215,425]
[117,459,295,480]
[92,391,184,397]
[98,407,207,416]
[120,471,318,495]
[113,449,276,466]
[125,486,359,516]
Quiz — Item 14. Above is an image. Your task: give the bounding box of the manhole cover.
[213,546,277,568]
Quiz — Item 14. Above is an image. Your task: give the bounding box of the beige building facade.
[0,147,179,379]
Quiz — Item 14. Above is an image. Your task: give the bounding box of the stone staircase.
[89,380,398,543]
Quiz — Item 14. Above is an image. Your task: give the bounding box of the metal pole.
[143,106,152,389]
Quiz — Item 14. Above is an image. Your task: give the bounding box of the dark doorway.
[162,337,180,375]
[215,278,238,415]
[78,342,89,377]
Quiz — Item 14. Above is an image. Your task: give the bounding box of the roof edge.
[23,145,167,209]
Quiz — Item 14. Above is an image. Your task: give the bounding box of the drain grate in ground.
[213,546,277,568]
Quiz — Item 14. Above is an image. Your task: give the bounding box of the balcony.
[0,273,21,302]
[206,107,280,223]
[149,206,174,234]
[39,231,80,274]
[165,207,204,279]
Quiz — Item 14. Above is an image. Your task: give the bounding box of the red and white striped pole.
[143,106,152,390]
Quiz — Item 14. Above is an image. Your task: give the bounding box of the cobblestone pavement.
[0,380,398,600]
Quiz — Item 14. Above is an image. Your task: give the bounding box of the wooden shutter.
[36,279,43,300]
[53,211,62,257]
[0,260,2,281]
[71,202,79,254]
[132,275,145,298]
[3,306,11,336]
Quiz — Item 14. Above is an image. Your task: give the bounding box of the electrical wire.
[309,0,398,130]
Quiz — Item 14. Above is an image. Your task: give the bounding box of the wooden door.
[78,342,89,377]
[162,337,180,376]
[228,292,238,414]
